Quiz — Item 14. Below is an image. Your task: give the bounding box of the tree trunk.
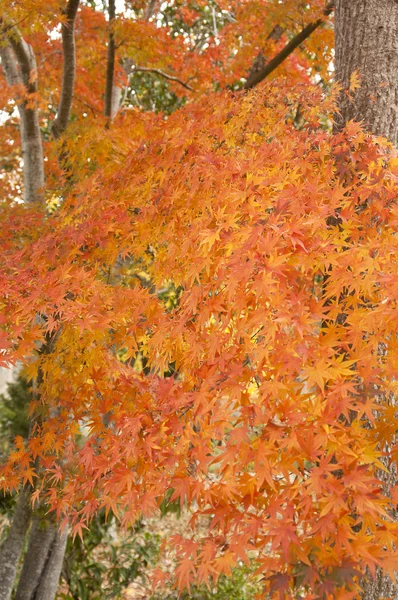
[334,0,398,145]
[0,488,32,600]
[104,0,116,119]
[0,41,44,204]
[14,516,68,600]
[335,2,398,597]
[33,527,68,600]
[14,517,56,600]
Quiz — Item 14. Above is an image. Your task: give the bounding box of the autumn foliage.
[1,1,398,599]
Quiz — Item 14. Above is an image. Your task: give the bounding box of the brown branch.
[244,2,335,90]
[245,24,284,90]
[52,0,80,139]
[132,66,194,91]
[0,13,31,35]
[104,0,116,118]
[74,94,102,115]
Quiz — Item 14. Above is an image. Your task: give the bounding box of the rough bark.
[0,487,32,600]
[52,0,80,139]
[0,33,44,204]
[335,2,398,597]
[335,0,398,145]
[13,517,68,600]
[361,567,398,600]
[33,527,68,600]
[13,517,56,600]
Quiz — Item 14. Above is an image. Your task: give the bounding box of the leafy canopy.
[1,1,397,599]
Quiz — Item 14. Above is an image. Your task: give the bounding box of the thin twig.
[132,66,194,91]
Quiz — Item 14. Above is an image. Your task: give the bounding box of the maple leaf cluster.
[0,0,394,597]
[1,76,398,598]
[0,0,333,200]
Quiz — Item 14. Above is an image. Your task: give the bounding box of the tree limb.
[52,0,80,139]
[245,24,284,90]
[244,2,335,90]
[7,30,38,94]
[132,66,194,91]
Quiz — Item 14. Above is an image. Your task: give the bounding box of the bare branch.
[132,66,194,91]
[104,0,116,119]
[244,2,335,90]
[52,0,80,139]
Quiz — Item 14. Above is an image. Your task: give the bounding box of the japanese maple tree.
[1,1,398,599]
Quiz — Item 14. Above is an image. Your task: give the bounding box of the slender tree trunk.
[34,528,68,600]
[14,517,56,600]
[104,0,117,119]
[0,5,80,595]
[335,2,398,598]
[52,0,80,139]
[0,40,44,204]
[0,488,32,600]
[14,517,68,600]
[334,0,398,145]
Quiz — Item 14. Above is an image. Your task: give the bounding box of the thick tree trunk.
[335,2,398,598]
[0,488,32,600]
[361,567,398,600]
[334,0,398,145]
